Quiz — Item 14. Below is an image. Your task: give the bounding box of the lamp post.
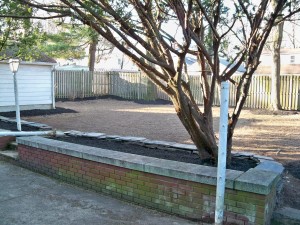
[9,59,21,131]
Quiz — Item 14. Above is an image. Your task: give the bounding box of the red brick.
[86,171,100,178]
[155,175,179,184]
[115,179,126,186]
[110,173,121,180]
[0,136,15,149]
[178,184,193,191]
[18,144,273,225]
[226,216,245,225]
[127,183,138,189]
[144,181,158,189]
[120,176,132,183]
[104,167,115,174]
[114,170,126,177]
[99,170,110,177]
[155,180,178,188]
[224,211,237,219]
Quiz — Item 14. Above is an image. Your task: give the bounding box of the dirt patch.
[50,136,257,172]
[1,98,300,209]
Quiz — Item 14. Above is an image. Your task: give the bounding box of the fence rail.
[54,70,300,110]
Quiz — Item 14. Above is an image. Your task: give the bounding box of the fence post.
[138,72,141,100]
[289,76,293,110]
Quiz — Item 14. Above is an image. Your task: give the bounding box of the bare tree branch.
[237,0,253,27]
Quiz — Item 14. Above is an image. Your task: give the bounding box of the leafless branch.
[237,0,253,27]
[194,0,220,40]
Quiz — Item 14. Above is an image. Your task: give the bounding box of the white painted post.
[51,67,56,109]
[13,71,22,131]
[215,81,230,225]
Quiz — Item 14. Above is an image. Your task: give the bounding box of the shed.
[0,55,56,112]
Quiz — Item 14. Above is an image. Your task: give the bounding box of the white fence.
[54,70,300,110]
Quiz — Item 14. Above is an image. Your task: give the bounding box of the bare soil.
[1,98,300,209]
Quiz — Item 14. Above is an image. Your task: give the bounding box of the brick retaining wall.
[17,136,283,225]
[0,136,15,149]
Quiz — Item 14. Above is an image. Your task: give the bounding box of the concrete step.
[272,207,300,225]
[0,150,18,160]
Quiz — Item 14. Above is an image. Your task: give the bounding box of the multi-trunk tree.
[14,0,300,164]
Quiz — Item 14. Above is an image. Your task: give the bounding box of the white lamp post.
[9,59,21,131]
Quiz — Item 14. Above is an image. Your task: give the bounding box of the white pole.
[13,71,22,131]
[51,67,56,109]
[215,81,230,225]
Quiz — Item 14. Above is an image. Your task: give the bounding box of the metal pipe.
[215,81,230,225]
[13,71,22,131]
[0,130,56,137]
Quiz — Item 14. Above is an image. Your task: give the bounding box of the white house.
[55,47,139,71]
[256,48,300,74]
[94,48,138,71]
[0,59,56,112]
[184,56,246,75]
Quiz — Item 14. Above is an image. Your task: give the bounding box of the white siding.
[260,53,300,65]
[0,63,54,111]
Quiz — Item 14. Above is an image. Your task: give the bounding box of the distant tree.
[39,24,87,60]
[14,0,300,164]
[0,0,45,60]
[40,23,113,71]
[87,28,98,71]
[87,28,114,71]
[270,0,284,111]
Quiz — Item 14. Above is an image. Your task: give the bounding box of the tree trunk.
[88,37,98,72]
[168,82,218,163]
[270,2,284,111]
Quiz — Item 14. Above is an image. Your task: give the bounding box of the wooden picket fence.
[54,70,300,110]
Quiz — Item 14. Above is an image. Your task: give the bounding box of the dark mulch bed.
[57,95,172,105]
[51,136,257,172]
[285,161,300,180]
[0,121,40,131]
[0,119,257,171]
[0,107,77,118]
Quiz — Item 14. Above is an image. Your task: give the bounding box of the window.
[290,55,295,64]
